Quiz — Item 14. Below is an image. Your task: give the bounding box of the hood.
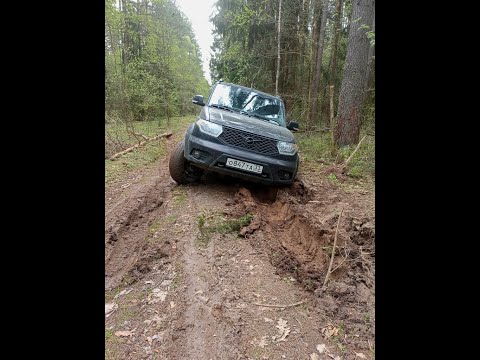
[204,106,295,142]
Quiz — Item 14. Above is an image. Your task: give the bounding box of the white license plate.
[225,158,263,174]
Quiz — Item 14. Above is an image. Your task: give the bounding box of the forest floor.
[105,118,375,360]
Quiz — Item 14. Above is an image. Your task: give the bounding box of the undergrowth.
[196,211,254,247]
[296,130,375,179]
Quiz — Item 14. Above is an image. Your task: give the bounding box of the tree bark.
[334,0,374,147]
[307,0,328,129]
[329,85,335,153]
[329,0,343,86]
[365,13,375,91]
[275,0,282,95]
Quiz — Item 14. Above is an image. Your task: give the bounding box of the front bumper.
[184,133,298,185]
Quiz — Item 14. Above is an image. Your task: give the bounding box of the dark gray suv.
[169,82,299,185]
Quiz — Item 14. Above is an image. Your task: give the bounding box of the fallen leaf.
[148,289,167,303]
[276,318,288,332]
[150,315,163,326]
[258,336,268,348]
[170,301,175,308]
[310,354,320,360]
[321,324,339,339]
[115,330,134,337]
[161,280,173,287]
[355,353,367,359]
[317,344,326,354]
[274,318,291,342]
[277,328,291,342]
[105,303,118,317]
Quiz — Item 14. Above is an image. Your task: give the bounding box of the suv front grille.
[218,126,278,155]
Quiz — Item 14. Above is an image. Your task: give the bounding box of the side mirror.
[192,95,205,106]
[287,120,299,132]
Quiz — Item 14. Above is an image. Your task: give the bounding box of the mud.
[105,137,375,359]
[224,181,375,351]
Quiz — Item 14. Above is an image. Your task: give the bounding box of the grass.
[296,129,375,180]
[105,290,139,359]
[105,328,118,360]
[172,186,188,205]
[145,214,178,243]
[105,115,194,145]
[105,115,195,184]
[105,328,114,341]
[148,218,164,235]
[196,211,254,247]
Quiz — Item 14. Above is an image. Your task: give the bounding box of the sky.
[175,0,217,84]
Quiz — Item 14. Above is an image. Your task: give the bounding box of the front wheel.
[169,141,203,184]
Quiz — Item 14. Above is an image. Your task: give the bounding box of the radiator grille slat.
[218,126,278,155]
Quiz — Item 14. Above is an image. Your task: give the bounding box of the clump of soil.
[228,180,375,350]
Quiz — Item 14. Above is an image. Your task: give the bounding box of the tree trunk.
[307,0,328,129]
[329,0,343,86]
[365,13,375,91]
[275,0,282,95]
[334,0,374,147]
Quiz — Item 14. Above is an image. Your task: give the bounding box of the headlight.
[196,119,223,137]
[277,141,298,155]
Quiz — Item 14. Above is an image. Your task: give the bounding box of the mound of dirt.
[227,180,375,350]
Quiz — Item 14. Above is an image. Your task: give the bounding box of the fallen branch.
[253,300,307,309]
[109,132,172,161]
[344,135,367,166]
[132,132,150,141]
[330,239,349,273]
[322,206,345,289]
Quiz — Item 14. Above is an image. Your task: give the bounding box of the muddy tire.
[169,141,202,184]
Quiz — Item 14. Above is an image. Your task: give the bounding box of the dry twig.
[323,206,345,288]
[344,135,367,166]
[253,300,307,309]
[109,132,172,160]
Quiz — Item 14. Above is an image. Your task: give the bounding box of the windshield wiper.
[210,104,235,113]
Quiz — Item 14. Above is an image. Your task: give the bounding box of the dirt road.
[105,136,375,360]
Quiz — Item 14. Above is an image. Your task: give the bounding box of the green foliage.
[105,140,167,183]
[209,0,356,127]
[105,0,210,123]
[297,130,375,179]
[341,140,375,178]
[197,211,254,246]
[105,115,194,183]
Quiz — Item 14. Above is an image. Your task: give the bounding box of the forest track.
[105,136,375,360]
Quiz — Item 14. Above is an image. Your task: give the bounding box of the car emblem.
[244,136,255,145]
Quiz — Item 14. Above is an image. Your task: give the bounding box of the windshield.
[208,83,285,126]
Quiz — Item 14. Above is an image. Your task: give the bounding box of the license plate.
[225,158,263,174]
